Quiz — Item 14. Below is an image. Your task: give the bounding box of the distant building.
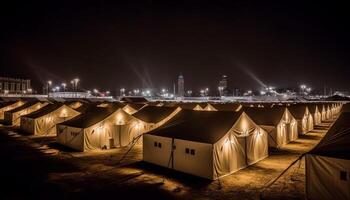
[218,75,228,96]
[178,74,184,97]
[0,77,32,94]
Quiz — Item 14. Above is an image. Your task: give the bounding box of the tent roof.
[309,112,350,160]
[211,103,241,111]
[74,102,100,113]
[307,103,321,114]
[132,106,178,123]
[0,101,16,109]
[341,103,350,113]
[120,97,148,103]
[126,103,146,111]
[176,103,201,110]
[5,101,39,113]
[146,110,242,144]
[60,104,121,128]
[243,106,286,126]
[23,103,63,119]
[287,104,308,119]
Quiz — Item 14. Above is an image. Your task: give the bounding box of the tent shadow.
[299,134,323,140]
[0,129,81,199]
[47,142,78,152]
[125,161,213,189]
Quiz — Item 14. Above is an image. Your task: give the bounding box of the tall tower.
[178,74,184,97]
[218,75,228,96]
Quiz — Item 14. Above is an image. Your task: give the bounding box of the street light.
[187,90,192,97]
[47,80,52,96]
[133,89,140,96]
[300,84,307,96]
[120,88,125,96]
[61,83,66,92]
[218,86,224,96]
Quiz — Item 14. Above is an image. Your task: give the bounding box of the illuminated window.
[340,171,348,181]
[185,148,195,155]
[190,149,195,155]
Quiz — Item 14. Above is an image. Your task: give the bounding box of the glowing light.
[133,122,143,129]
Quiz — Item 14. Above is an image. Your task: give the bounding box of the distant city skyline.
[1,1,350,92]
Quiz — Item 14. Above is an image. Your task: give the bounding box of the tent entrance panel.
[112,125,129,147]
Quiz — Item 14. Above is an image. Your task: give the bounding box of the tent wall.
[262,125,287,148]
[20,117,35,134]
[213,133,247,179]
[213,113,268,179]
[143,134,173,167]
[296,117,308,135]
[0,101,25,119]
[5,102,45,126]
[326,106,332,120]
[122,105,138,114]
[203,104,217,111]
[313,111,322,125]
[193,105,203,111]
[33,105,80,136]
[68,101,83,109]
[321,106,327,121]
[56,125,84,151]
[57,109,146,151]
[173,139,213,179]
[306,154,350,200]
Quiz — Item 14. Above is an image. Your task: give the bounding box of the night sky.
[1,1,350,93]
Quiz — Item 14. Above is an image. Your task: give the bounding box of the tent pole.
[244,135,248,166]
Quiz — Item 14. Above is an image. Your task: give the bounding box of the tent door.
[113,125,128,147]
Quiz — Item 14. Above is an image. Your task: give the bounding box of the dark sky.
[1,0,350,93]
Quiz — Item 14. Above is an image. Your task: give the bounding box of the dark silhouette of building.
[218,75,228,96]
[178,74,184,97]
[0,77,31,94]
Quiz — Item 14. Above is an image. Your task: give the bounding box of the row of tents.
[0,99,343,180]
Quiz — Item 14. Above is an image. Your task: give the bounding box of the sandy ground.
[0,117,336,200]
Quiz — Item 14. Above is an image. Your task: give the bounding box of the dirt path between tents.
[0,118,335,200]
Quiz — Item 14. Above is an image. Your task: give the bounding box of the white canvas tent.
[0,100,25,120]
[143,110,268,180]
[57,105,145,151]
[244,106,298,148]
[308,104,322,126]
[288,104,314,134]
[306,112,350,200]
[20,103,80,136]
[320,104,328,121]
[4,101,47,126]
